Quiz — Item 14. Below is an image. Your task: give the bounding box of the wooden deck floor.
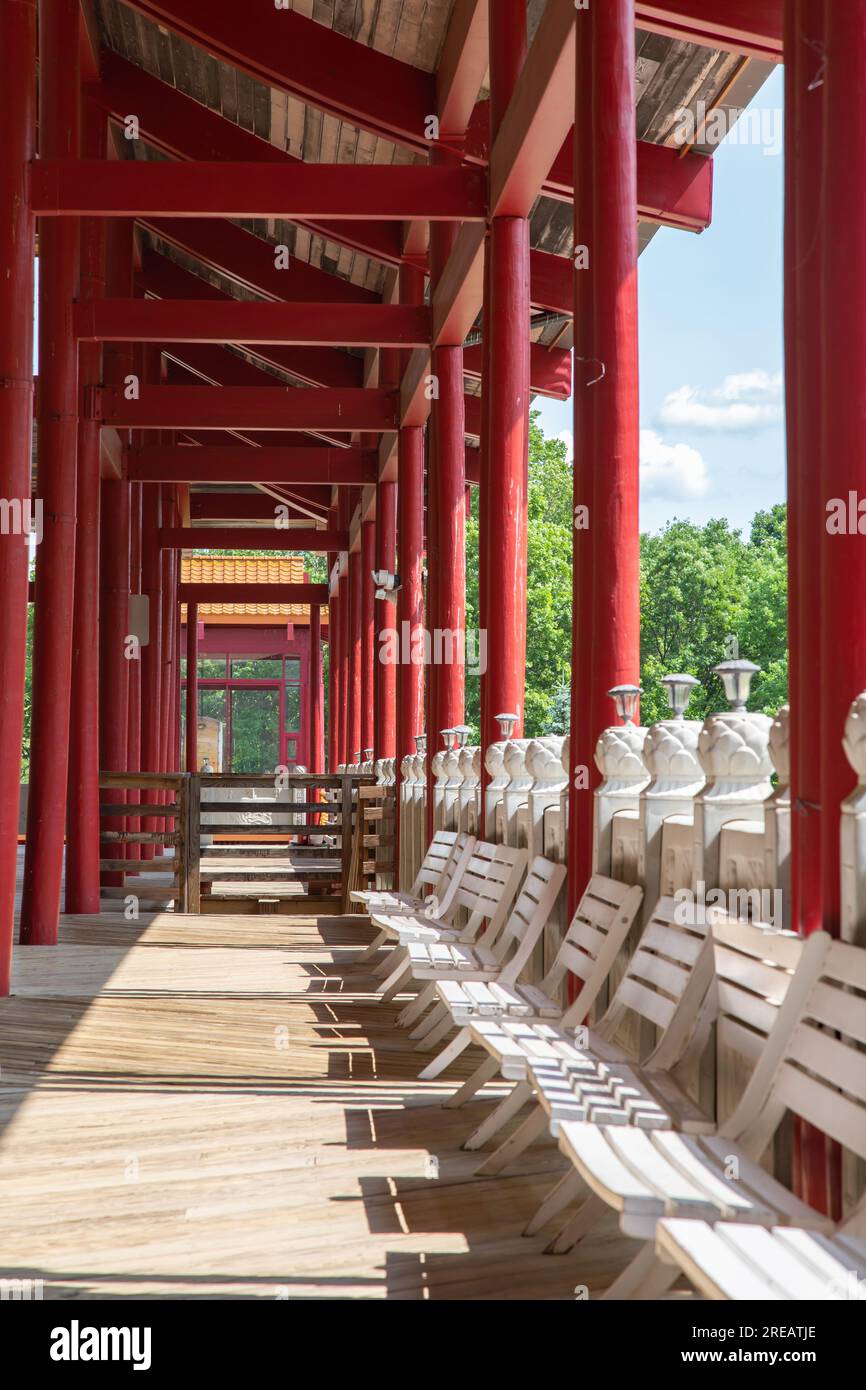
[0,911,634,1299]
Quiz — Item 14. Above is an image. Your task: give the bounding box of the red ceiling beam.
[99,386,396,432]
[30,160,487,221]
[190,492,333,521]
[634,1,782,61]
[87,51,403,265]
[160,526,347,551]
[464,341,571,400]
[179,582,330,606]
[74,300,430,348]
[129,445,377,485]
[437,0,489,137]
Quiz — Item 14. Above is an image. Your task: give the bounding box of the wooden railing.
[99,771,195,911]
[342,782,397,910]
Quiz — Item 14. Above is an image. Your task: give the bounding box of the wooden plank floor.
[0,911,636,1299]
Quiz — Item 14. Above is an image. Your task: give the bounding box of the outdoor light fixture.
[414,733,427,755]
[712,658,760,712]
[372,569,402,602]
[494,712,519,740]
[661,673,700,720]
[440,728,457,750]
[363,747,374,760]
[452,725,472,748]
[608,684,642,725]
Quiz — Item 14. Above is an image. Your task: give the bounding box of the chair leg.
[463,1078,533,1150]
[474,1101,548,1176]
[413,1006,453,1052]
[444,1054,500,1109]
[397,982,437,1030]
[417,1027,471,1081]
[544,1192,607,1255]
[410,1000,449,1043]
[373,949,397,978]
[524,1168,584,1235]
[357,928,388,962]
[600,1245,679,1300]
[377,958,412,1003]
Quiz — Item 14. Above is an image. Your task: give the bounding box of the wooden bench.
[373,843,527,1006]
[412,875,643,1087]
[462,894,715,1168]
[535,922,854,1294]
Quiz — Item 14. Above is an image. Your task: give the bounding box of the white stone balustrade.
[841,692,866,946]
[692,707,773,893]
[442,745,465,831]
[458,747,481,834]
[502,739,533,848]
[638,716,705,916]
[593,722,649,883]
[484,741,510,842]
[430,748,449,832]
[398,753,415,889]
[764,704,790,913]
[525,736,567,861]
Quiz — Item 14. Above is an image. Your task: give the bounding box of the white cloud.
[640,429,709,498]
[658,369,783,432]
[555,429,574,457]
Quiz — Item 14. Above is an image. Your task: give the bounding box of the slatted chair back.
[707,909,805,1068]
[411,830,468,897]
[592,895,714,1070]
[452,842,527,943]
[725,933,866,1164]
[488,856,567,985]
[544,877,645,1027]
[421,832,478,917]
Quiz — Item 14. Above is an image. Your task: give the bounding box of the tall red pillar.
[484,11,530,758]
[65,100,105,914]
[347,548,362,763]
[814,0,864,1221]
[185,602,198,774]
[569,1,641,905]
[20,0,81,944]
[140,484,163,856]
[0,0,37,986]
[308,604,324,774]
[396,263,426,825]
[360,519,376,758]
[375,479,398,760]
[336,561,349,764]
[125,480,143,861]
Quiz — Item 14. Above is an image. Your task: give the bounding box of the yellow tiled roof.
[180,555,328,624]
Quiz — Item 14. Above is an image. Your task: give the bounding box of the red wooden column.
[347,547,362,763]
[185,601,198,773]
[66,99,105,913]
[815,0,866,1222]
[326,545,338,771]
[396,264,426,820]
[308,603,324,773]
[427,149,466,828]
[360,518,376,758]
[336,559,349,764]
[126,479,143,862]
[0,0,37,987]
[478,240,493,827]
[139,483,163,857]
[570,1,641,903]
[20,0,81,944]
[160,488,178,783]
[484,11,530,757]
[374,349,398,760]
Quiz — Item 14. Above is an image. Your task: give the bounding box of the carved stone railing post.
[484,741,509,843]
[639,717,704,919]
[502,738,533,849]
[442,744,464,831]
[431,747,449,832]
[593,722,649,883]
[841,693,866,947]
[399,753,415,889]
[764,704,791,913]
[412,745,427,875]
[526,736,567,861]
[692,663,773,893]
[458,746,481,834]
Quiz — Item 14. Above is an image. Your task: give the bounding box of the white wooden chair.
[654,1212,866,1301]
[356,832,477,964]
[462,894,715,1168]
[373,844,527,1006]
[377,856,564,1011]
[535,922,854,1296]
[412,875,644,1085]
[350,828,471,913]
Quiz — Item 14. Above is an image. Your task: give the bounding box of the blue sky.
[535,66,786,538]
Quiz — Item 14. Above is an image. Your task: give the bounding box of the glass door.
[229,687,281,773]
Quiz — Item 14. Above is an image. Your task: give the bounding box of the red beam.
[160,336,362,396]
[31,160,487,221]
[190,492,332,521]
[635,1,782,61]
[437,0,489,137]
[99,386,397,432]
[128,445,377,485]
[88,51,402,265]
[138,227,378,306]
[75,300,430,348]
[160,526,348,551]
[179,582,329,606]
[463,340,571,400]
